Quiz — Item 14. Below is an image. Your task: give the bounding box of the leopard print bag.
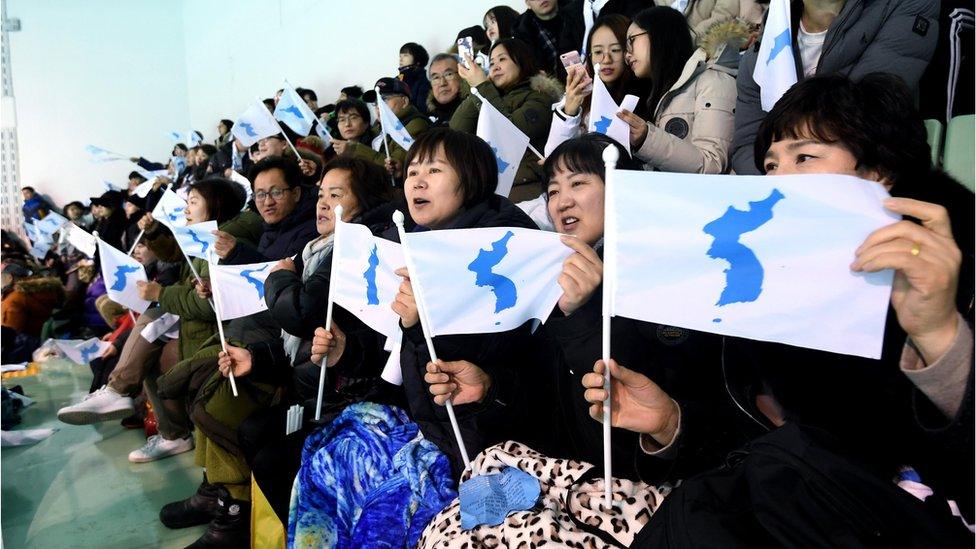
[418,441,664,548]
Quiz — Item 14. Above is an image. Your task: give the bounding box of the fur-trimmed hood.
[458,73,564,103]
[697,18,754,65]
[12,276,64,296]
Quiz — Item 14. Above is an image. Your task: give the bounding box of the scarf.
[281,234,334,362]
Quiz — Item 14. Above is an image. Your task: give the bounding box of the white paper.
[1,428,58,447]
[1,363,28,373]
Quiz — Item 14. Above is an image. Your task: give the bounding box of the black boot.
[185,486,250,548]
[159,475,220,529]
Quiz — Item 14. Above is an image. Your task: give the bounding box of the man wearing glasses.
[427,53,464,127]
[214,156,317,266]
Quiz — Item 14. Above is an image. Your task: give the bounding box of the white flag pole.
[600,144,619,506]
[126,230,144,324]
[374,87,398,188]
[314,205,342,421]
[392,210,473,471]
[208,250,239,397]
[470,86,545,160]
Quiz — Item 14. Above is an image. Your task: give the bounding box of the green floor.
[2,359,206,548]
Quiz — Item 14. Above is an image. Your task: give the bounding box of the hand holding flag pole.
[393,210,473,472]
[208,250,239,398]
[469,87,544,160]
[314,205,342,421]
[600,144,619,506]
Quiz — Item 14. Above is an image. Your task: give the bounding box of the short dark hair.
[297,87,318,102]
[21,186,35,193]
[489,38,538,85]
[404,128,497,207]
[632,7,694,112]
[542,133,641,198]
[399,42,430,68]
[199,144,218,157]
[188,177,246,224]
[128,171,147,182]
[334,99,371,122]
[262,98,275,111]
[321,157,392,214]
[754,73,931,189]
[219,119,234,131]
[173,143,188,153]
[248,155,303,189]
[340,85,364,99]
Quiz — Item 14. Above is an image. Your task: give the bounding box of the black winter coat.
[384,196,541,475]
[223,184,319,265]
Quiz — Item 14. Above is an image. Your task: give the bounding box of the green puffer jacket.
[143,211,262,360]
[346,104,431,168]
[450,74,562,196]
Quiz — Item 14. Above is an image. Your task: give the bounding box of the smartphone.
[560,50,592,92]
[457,37,475,69]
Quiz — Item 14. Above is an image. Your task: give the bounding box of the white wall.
[8,0,191,207]
[7,0,523,209]
[180,0,523,138]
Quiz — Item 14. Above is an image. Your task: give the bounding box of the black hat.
[375,77,411,99]
[124,193,147,210]
[89,190,123,209]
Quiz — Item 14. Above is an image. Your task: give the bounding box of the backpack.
[632,423,971,548]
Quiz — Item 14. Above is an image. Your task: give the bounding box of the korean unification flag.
[152,189,188,229]
[331,219,405,339]
[54,338,112,365]
[98,238,151,313]
[475,98,530,198]
[607,171,896,359]
[403,227,573,336]
[85,145,126,163]
[314,121,333,148]
[377,95,415,151]
[232,100,282,147]
[166,131,183,142]
[172,221,218,260]
[587,67,639,152]
[62,223,98,258]
[25,222,52,259]
[754,0,798,112]
[274,83,317,136]
[34,212,69,238]
[132,179,156,198]
[209,260,277,320]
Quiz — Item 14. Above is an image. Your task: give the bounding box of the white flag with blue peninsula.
[607,171,896,358]
[209,260,277,320]
[753,0,798,111]
[54,338,113,365]
[376,94,416,152]
[98,238,151,313]
[587,66,639,152]
[402,227,572,336]
[172,221,218,260]
[475,93,530,198]
[152,189,188,229]
[232,100,283,147]
[330,219,405,339]
[274,83,317,136]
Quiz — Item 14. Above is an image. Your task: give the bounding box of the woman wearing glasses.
[545,14,647,155]
[617,6,744,174]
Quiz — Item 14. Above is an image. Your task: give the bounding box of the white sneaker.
[57,385,135,425]
[128,434,194,463]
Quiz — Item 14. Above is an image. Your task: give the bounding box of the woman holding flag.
[214,157,397,527]
[451,37,562,202]
[584,74,974,545]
